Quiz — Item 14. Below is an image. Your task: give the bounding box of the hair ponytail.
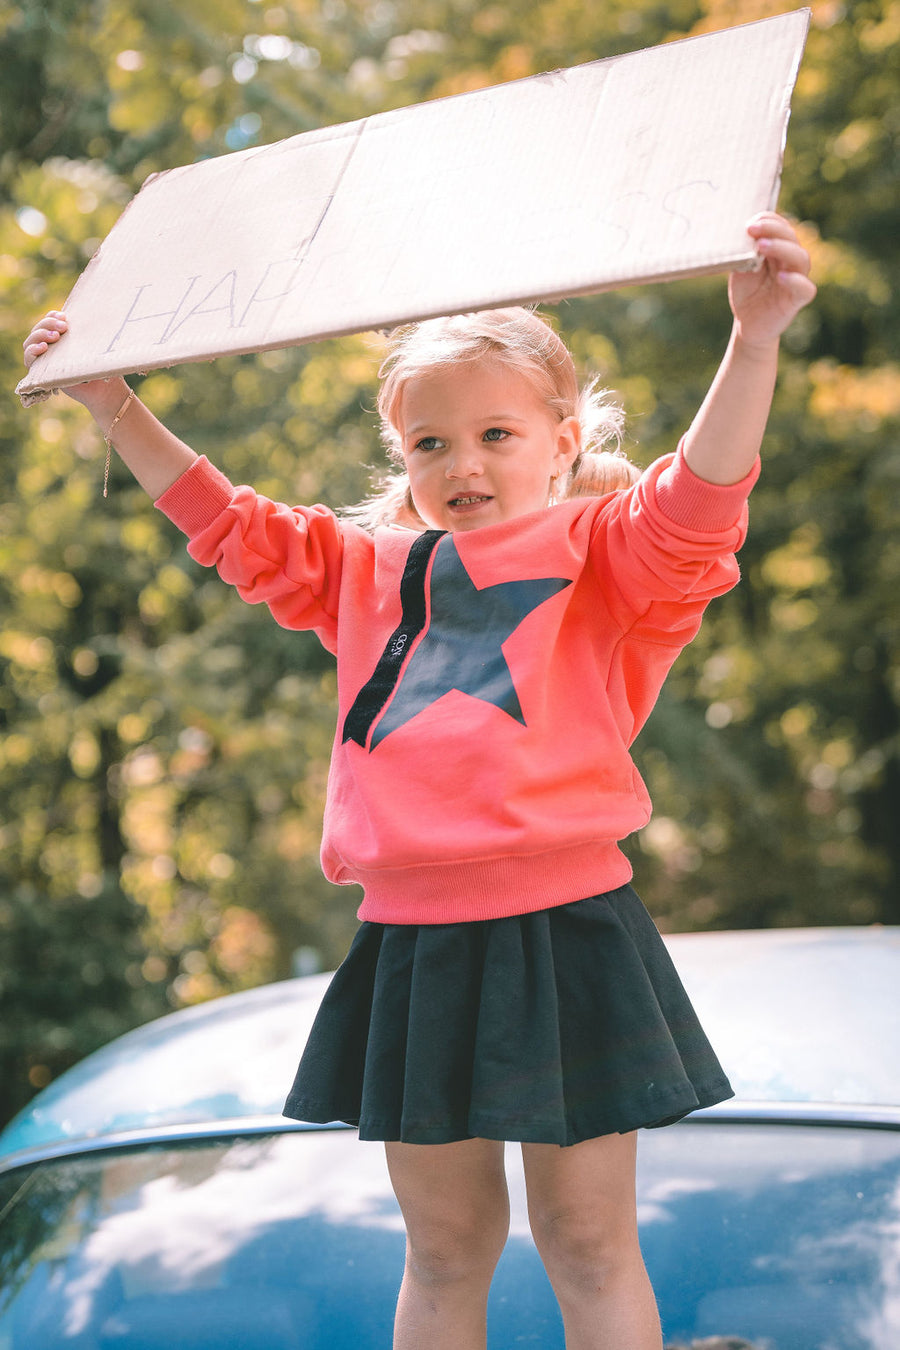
[557,449,641,501]
[555,375,639,501]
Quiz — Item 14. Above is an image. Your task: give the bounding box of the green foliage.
[1,0,898,1126]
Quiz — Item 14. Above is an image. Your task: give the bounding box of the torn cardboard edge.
[18,8,810,407]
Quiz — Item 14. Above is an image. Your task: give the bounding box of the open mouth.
[448,494,492,507]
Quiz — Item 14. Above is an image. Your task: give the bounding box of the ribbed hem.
[352,840,633,923]
[654,440,760,532]
[154,455,236,536]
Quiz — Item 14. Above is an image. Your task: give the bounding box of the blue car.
[1,926,898,1349]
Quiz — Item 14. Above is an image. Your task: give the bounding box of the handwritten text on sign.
[104,179,722,353]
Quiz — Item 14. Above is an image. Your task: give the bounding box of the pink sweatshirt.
[156,446,758,924]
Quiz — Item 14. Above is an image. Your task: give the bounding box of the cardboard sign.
[18,9,810,405]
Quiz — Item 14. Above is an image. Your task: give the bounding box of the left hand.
[729,212,816,348]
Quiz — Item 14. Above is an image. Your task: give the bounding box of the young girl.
[23,211,815,1350]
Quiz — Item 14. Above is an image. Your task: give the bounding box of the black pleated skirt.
[283,885,733,1146]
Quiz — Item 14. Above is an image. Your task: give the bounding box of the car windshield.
[1,1122,899,1350]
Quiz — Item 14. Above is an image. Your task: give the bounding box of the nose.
[445,441,484,479]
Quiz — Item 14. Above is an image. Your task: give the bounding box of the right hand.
[23,311,128,414]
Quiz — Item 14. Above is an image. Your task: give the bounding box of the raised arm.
[23,312,196,499]
[682,213,816,485]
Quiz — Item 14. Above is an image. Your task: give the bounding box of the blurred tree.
[1,0,897,1125]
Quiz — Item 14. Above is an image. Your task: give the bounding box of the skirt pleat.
[283,884,733,1146]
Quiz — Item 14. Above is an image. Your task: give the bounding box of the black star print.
[366,535,571,748]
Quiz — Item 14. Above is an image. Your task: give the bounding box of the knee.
[529,1205,640,1293]
[406,1206,509,1288]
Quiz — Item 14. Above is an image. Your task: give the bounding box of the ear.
[552,415,581,476]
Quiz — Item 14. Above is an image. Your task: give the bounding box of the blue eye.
[415,436,444,452]
[483,427,509,442]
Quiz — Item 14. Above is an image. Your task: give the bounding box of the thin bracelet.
[103,387,136,497]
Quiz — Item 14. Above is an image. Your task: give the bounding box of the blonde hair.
[347,307,638,531]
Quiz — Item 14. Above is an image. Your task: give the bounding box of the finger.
[25,324,65,347]
[23,341,51,368]
[23,316,67,343]
[776,271,817,307]
[39,313,68,333]
[23,336,58,365]
[746,212,796,239]
[23,317,67,362]
[756,236,811,275]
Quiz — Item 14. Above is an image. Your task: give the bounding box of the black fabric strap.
[341,530,445,748]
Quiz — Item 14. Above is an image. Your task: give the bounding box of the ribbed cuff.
[654,440,760,533]
[154,455,236,537]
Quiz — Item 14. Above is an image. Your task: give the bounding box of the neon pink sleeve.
[155,455,344,644]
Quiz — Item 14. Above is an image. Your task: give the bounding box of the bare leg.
[522,1132,662,1350]
[385,1137,510,1350]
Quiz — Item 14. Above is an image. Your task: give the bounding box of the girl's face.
[397,360,580,533]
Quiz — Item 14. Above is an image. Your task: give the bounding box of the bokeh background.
[0,0,897,1128]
